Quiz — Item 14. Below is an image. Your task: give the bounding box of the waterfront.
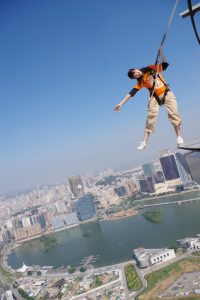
[7,190,200,270]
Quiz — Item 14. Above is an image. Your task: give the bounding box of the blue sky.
[0,0,200,194]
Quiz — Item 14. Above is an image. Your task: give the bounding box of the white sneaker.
[177,136,184,146]
[137,141,147,150]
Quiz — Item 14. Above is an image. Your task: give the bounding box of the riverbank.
[6,190,200,271]
[133,188,200,205]
[104,209,138,221]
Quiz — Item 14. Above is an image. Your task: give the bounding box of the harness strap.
[153,87,170,106]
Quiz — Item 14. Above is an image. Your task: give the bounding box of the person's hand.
[114,104,122,112]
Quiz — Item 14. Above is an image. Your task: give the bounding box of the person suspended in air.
[114,47,184,150]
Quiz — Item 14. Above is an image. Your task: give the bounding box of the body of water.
[7,190,200,269]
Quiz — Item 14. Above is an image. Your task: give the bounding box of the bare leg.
[144,131,151,143]
[174,124,181,138]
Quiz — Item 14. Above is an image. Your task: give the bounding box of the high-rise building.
[0,230,11,244]
[139,177,155,193]
[68,175,85,198]
[175,152,192,183]
[126,179,138,195]
[21,217,32,227]
[184,151,200,184]
[114,186,127,197]
[35,213,46,229]
[142,162,155,177]
[153,170,165,183]
[54,201,67,213]
[76,193,96,222]
[52,213,78,230]
[13,224,42,241]
[159,150,180,181]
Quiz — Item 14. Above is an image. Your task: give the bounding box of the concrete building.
[5,220,14,229]
[21,217,32,227]
[76,193,96,221]
[52,212,78,230]
[125,179,138,195]
[54,201,67,214]
[98,189,120,209]
[68,175,85,198]
[139,177,155,193]
[142,162,155,177]
[114,185,127,197]
[13,224,42,241]
[133,247,175,268]
[177,235,200,249]
[153,170,165,183]
[0,230,11,244]
[159,150,180,181]
[175,152,192,183]
[1,290,14,300]
[35,213,46,229]
[184,150,200,184]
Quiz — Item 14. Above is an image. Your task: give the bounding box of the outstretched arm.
[114,88,138,112]
[114,94,131,111]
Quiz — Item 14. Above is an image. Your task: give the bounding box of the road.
[0,272,23,300]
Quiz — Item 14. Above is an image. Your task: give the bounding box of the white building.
[1,290,14,300]
[21,217,32,227]
[54,201,67,213]
[133,247,176,268]
[52,212,78,230]
[5,220,13,229]
[177,235,200,249]
[0,231,10,244]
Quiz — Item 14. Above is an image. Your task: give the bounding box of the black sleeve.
[140,66,150,73]
[161,62,169,70]
[128,88,139,97]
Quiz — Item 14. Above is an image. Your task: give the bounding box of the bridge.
[138,197,200,208]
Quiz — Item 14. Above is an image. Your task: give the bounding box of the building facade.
[13,224,42,241]
[133,247,175,268]
[142,162,155,177]
[175,152,192,183]
[68,175,85,198]
[76,194,96,222]
[184,151,200,184]
[52,213,78,230]
[159,150,180,181]
[139,177,155,193]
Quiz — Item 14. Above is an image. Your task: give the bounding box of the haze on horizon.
[0,0,200,194]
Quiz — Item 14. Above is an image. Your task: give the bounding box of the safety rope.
[155,0,180,64]
[149,0,180,103]
[187,0,200,45]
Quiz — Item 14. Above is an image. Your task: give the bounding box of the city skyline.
[0,0,200,194]
[0,146,181,197]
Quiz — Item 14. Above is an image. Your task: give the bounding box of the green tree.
[68,266,75,274]
[79,266,86,272]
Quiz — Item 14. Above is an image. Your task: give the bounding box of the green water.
[7,190,200,269]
